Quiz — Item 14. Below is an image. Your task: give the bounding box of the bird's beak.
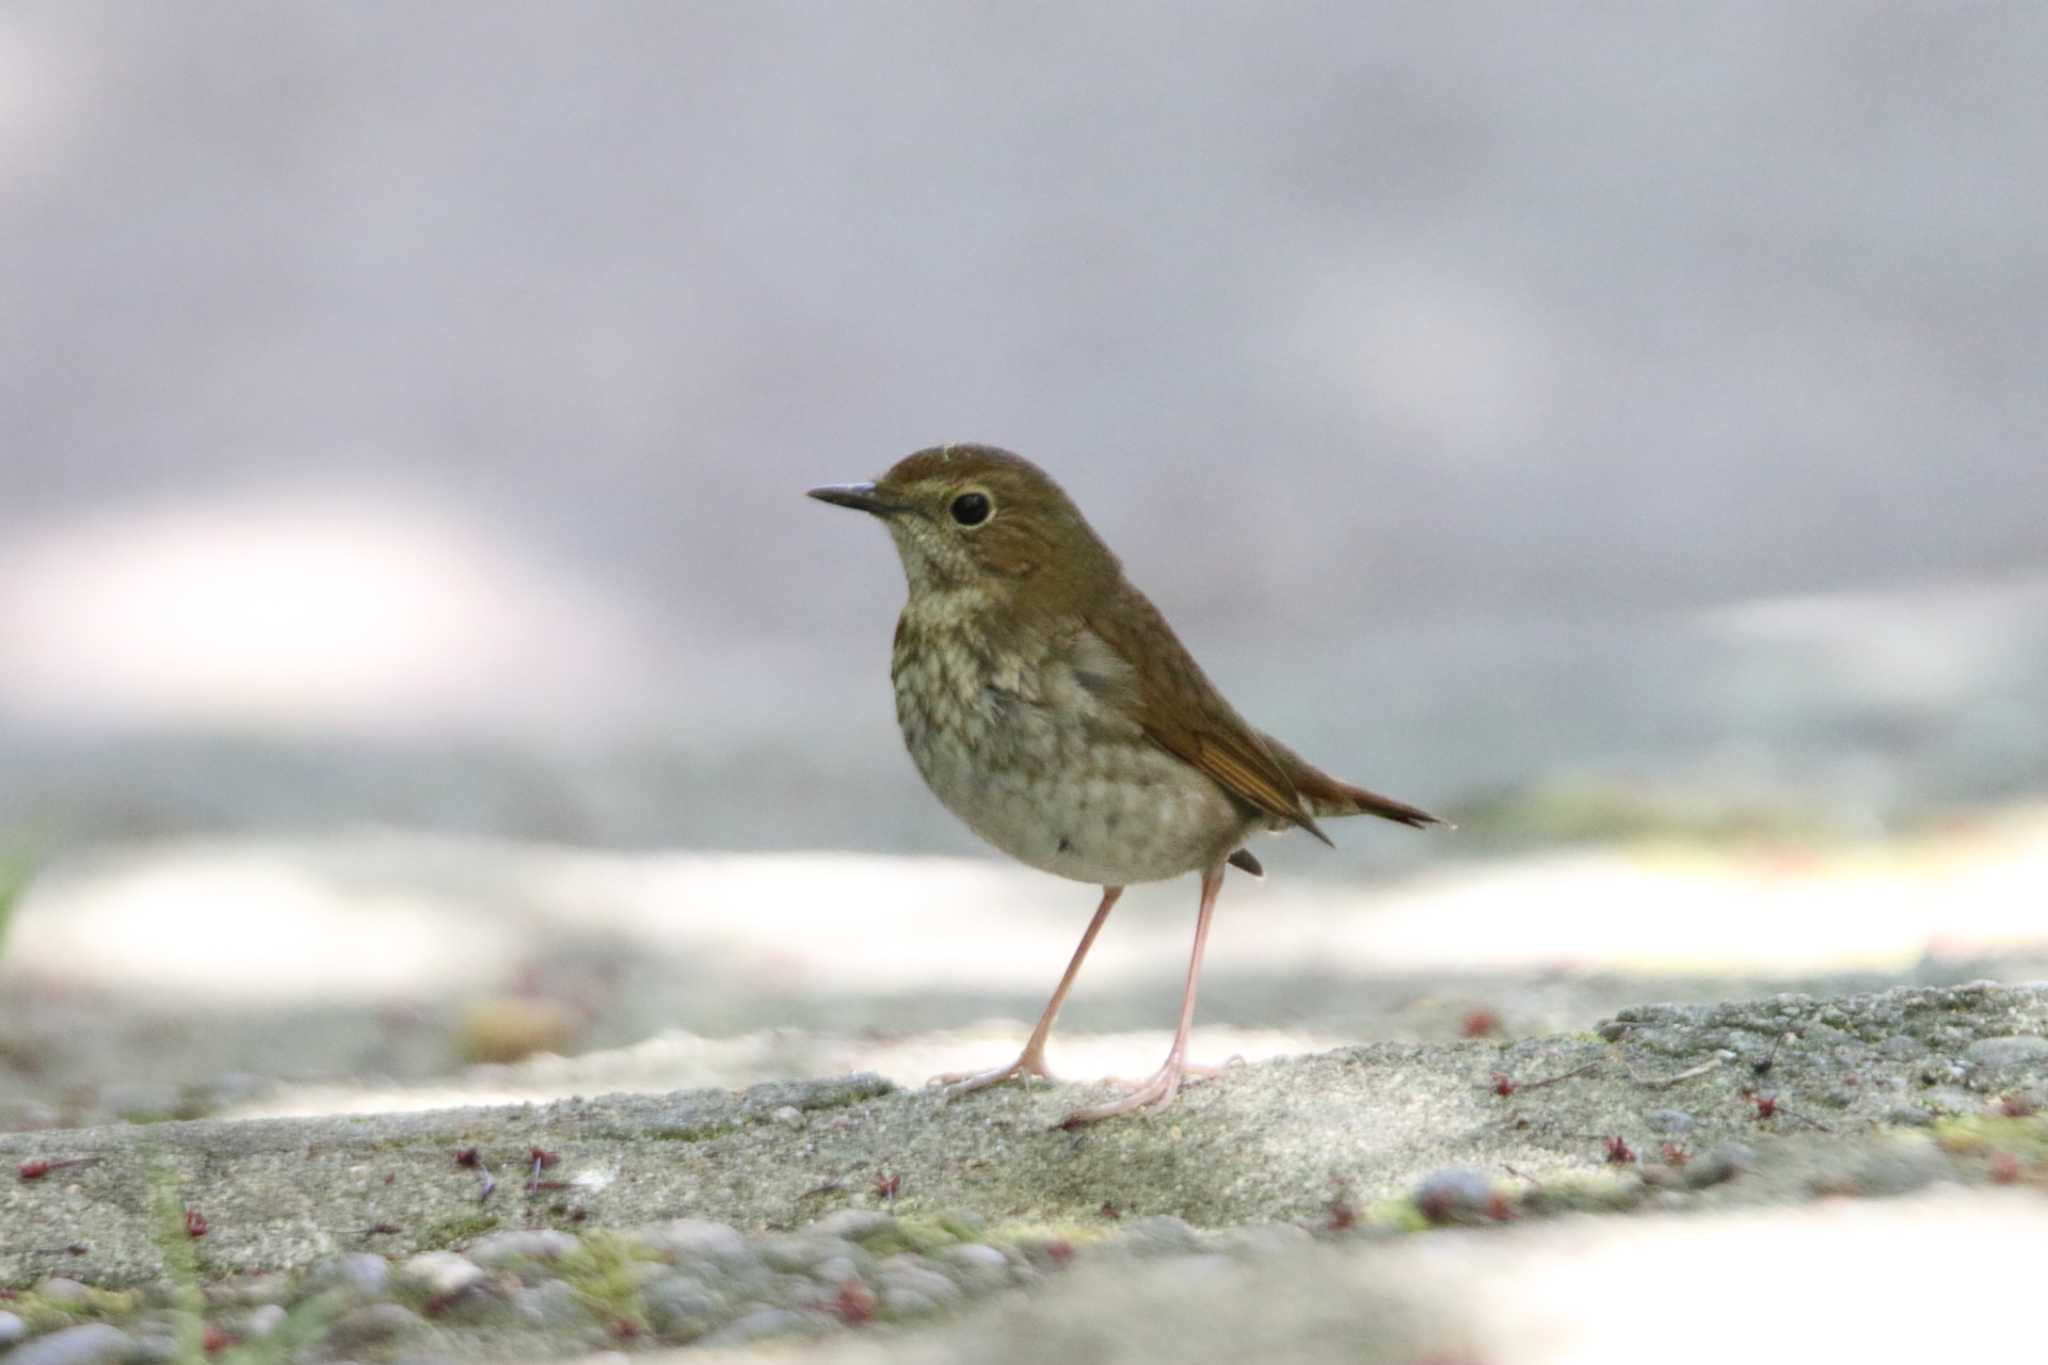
[806,481,901,517]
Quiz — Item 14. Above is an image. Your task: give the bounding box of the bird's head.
[809,444,1117,598]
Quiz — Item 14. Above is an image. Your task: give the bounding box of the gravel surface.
[3,982,2048,1360]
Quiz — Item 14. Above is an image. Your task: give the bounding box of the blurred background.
[1,2,2044,1128]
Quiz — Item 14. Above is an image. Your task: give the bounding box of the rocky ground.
[5,821,2048,1360]
[6,981,2048,1362]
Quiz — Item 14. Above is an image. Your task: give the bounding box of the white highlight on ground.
[7,806,2045,1009]
[0,485,659,735]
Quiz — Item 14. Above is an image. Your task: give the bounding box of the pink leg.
[933,886,1124,1094]
[1061,860,1227,1125]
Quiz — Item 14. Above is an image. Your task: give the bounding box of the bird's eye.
[950,491,992,527]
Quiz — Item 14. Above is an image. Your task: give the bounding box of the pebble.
[641,1218,750,1262]
[1644,1108,1695,1136]
[697,1307,818,1347]
[1685,1142,1755,1189]
[815,1209,896,1241]
[940,1243,1010,1272]
[37,1278,91,1306]
[468,1228,581,1267]
[760,1234,856,1273]
[1414,1167,1497,1224]
[880,1287,942,1318]
[399,1251,486,1298]
[329,1301,423,1349]
[129,1333,178,1364]
[813,1254,861,1286]
[1209,1223,1316,1257]
[512,1280,586,1328]
[5,1323,135,1365]
[207,1272,291,1307]
[769,1104,805,1126]
[1840,1142,1950,1197]
[1963,1036,2048,1069]
[1111,1215,1203,1254]
[309,1252,391,1298]
[245,1303,288,1338]
[0,1312,27,1348]
[642,1274,723,1338]
[877,1260,961,1307]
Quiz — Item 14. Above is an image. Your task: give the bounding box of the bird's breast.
[890,599,1251,885]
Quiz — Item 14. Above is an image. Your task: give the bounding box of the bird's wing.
[1078,589,1331,846]
[1258,730,1448,829]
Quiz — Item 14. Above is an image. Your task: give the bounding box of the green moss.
[1935,1114,2048,1159]
[1517,1173,1645,1217]
[214,1295,345,1365]
[978,1220,1110,1252]
[6,1285,140,1334]
[420,1212,501,1247]
[647,1122,742,1142]
[859,1214,963,1256]
[145,1152,206,1364]
[556,1233,660,1332]
[1367,1198,1432,1233]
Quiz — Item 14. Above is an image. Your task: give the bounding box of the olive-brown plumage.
[810,444,1442,1122]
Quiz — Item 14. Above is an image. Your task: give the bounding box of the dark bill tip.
[806,481,896,516]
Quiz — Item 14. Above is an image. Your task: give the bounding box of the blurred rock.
[455,996,580,1066]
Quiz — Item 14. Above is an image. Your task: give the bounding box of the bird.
[809,444,1444,1123]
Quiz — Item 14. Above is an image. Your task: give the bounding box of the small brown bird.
[810,445,1443,1123]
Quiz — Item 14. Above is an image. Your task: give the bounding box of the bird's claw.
[1060,1061,1191,1126]
[929,1053,1056,1098]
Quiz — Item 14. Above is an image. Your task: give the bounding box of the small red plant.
[1461,1009,1502,1039]
[184,1208,209,1239]
[1750,1095,1778,1121]
[1659,1143,1691,1169]
[1999,1094,2038,1118]
[1989,1152,2022,1185]
[1325,1176,1357,1231]
[201,1325,237,1354]
[1491,1072,1517,1098]
[834,1279,876,1324]
[454,1147,481,1168]
[529,1147,560,1170]
[1603,1135,1636,1165]
[871,1171,901,1202]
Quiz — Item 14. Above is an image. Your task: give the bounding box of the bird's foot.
[1091,1053,1237,1088]
[1059,1058,1190,1126]
[930,1049,1055,1097]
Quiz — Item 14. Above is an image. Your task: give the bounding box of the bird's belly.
[894,672,1250,885]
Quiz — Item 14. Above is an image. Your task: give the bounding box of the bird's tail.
[1260,732,1451,830]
